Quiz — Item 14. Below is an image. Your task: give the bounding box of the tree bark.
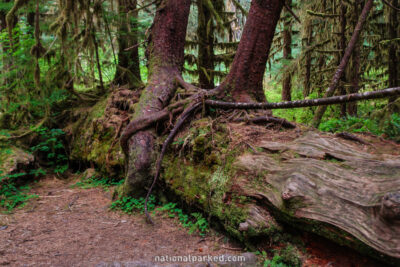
[387,0,399,112]
[197,0,215,89]
[339,1,347,117]
[312,0,373,128]
[282,0,292,101]
[114,0,142,87]
[120,0,191,197]
[347,0,361,116]
[220,0,284,102]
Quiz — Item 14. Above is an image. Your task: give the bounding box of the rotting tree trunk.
[120,0,191,197]
[220,0,284,102]
[282,0,292,101]
[387,0,399,112]
[197,0,215,89]
[312,0,373,128]
[114,0,142,87]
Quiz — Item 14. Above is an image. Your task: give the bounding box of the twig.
[282,0,301,23]
[382,0,400,11]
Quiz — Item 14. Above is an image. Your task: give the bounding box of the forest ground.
[0,174,384,266]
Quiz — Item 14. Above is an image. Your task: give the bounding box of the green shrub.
[0,172,38,212]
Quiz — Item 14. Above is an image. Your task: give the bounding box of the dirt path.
[0,174,386,267]
[0,176,246,266]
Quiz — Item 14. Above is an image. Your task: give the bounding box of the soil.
[0,175,244,267]
[0,172,388,267]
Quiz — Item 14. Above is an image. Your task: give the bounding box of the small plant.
[110,195,157,214]
[0,172,38,212]
[71,175,123,191]
[263,254,289,267]
[30,127,68,174]
[157,203,209,236]
[110,196,209,236]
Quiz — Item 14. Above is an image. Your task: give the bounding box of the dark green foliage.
[71,175,123,190]
[0,172,38,212]
[111,196,209,236]
[30,127,68,174]
[319,113,400,141]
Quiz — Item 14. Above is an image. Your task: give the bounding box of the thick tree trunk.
[282,0,292,101]
[114,0,142,87]
[197,0,215,89]
[387,0,399,112]
[120,0,191,197]
[312,0,373,128]
[221,0,284,102]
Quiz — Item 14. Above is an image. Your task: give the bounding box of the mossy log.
[69,99,400,263]
[161,123,400,264]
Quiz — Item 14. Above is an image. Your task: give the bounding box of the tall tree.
[114,0,142,87]
[387,0,399,112]
[282,0,292,101]
[220,0,284,102]
[120,0,192,196]
[120,0,284,197]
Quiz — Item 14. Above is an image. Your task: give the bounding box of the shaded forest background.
[0,0,399,139]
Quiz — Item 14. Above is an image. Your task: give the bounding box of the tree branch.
[205,87,400,110]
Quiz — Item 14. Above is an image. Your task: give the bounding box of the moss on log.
[69,97,400,264]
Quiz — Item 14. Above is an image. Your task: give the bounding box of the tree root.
[144,103,201,224]
[120,83,400,224]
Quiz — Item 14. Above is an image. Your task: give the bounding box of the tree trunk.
[114,0,142,87]
[221,0,284,102]
[387,0,399,112]
[339,1,347,117]
[303,21,313,97]
[282,0,292,101]
[347,0,361,116]
[197,0,215,89]
[120,0,191,197]
[312,0,373,128]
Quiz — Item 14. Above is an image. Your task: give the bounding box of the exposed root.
[144,103,202,224]
[121,83,400,224]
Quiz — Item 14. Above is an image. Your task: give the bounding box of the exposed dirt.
[0,175,244,266]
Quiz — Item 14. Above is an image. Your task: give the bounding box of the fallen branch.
[205,87,400,110]
[382,0,400,11]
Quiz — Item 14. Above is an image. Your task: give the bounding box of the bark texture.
[120,0,191,197]
[221,0,284,102]
[197,0,215,89]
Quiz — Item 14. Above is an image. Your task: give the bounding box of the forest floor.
[0,173,386,266]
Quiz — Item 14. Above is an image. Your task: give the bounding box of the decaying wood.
[233,116,296,129]
[236,131,400,260]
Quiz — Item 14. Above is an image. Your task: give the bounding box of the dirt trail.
[0,176,244,266]
[0,174,386,267]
